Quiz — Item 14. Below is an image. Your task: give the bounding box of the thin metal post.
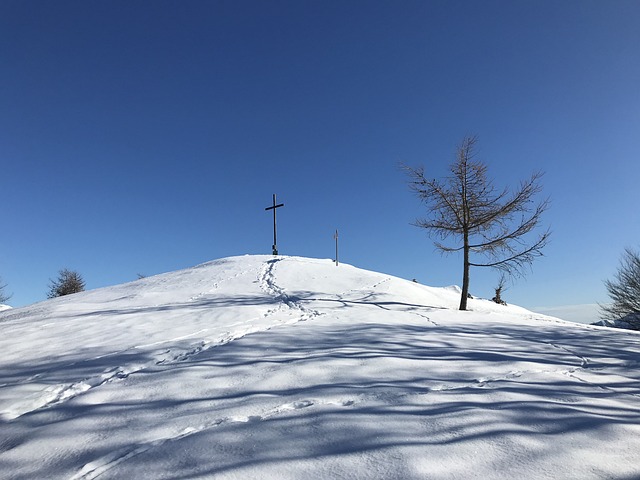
[334,229,339,266]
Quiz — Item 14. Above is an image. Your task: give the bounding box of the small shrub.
[47,269,85,298]
[492,274,507,306]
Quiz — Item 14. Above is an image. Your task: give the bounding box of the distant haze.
[532,304,601,325]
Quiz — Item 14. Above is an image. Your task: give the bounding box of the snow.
[592,313,640,331]
[1,255,639,479]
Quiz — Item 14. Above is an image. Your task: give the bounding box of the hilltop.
[1,255,639,479]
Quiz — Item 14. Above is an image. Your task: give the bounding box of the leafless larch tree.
[404,136,551,310]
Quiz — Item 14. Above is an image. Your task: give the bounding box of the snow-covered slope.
[1,255,639,479]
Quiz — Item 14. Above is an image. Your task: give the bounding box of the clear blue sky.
[1,0,639,311]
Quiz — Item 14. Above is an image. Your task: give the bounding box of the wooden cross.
[265,194,284,255]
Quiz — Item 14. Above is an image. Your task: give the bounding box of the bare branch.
[469,229,551,276]
[0,276,11,304]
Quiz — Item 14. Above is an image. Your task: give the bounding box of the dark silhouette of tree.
[0,276,11,304]
[404,135,550,310]
[47,269,86,298]
[492,273,508,306]
[600,247,640,329]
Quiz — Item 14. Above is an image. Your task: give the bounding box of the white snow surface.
[1,255,639,479]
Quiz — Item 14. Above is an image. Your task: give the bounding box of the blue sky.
[1,0,639,312]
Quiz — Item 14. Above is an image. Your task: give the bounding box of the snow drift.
[0,255,639,479]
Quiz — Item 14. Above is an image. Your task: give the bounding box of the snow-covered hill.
[592,313,640,331]
[1,255,639,479]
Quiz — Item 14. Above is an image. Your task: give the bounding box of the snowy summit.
[1,255,639,479]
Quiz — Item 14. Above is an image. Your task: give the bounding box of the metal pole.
[334,229,339,266]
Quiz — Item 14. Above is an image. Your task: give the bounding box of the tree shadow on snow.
[2,297,640,479]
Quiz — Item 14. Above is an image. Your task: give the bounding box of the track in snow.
[258,257,322,322]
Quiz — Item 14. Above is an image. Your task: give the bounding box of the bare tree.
[404,136,550,310]
[47,269,86,298]
[492,273,508,306]
[600,247,640,329]
[0,276,11,304]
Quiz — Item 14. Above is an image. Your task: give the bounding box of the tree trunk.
[459,231,470,310]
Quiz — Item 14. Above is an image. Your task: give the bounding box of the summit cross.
[264,194,284,255]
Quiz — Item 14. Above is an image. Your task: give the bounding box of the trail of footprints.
[258,258,322,321]
[6,261,316,420]
[66,336,606,479]
[71,397,358,480]
[69,327,639,478]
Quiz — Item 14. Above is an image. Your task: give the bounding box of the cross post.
[265,194,284,255]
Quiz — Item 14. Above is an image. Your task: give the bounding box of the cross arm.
[265,203,284,211]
